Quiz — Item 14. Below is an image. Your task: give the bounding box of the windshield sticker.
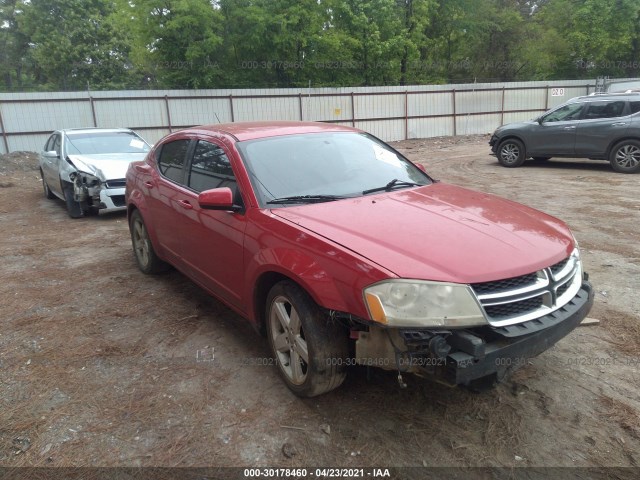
[373,145,402,167]
[129,139,145,149]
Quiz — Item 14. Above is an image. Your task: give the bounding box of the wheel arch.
[606,136,640,157]
[252,271,296,336]
[497,134,527,152]
[126,200,167,264]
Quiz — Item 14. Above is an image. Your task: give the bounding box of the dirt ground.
[1,136,639,476]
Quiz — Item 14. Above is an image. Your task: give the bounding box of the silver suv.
[489,93,640,173]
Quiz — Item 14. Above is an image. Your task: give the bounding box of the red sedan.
[125,122,593,397]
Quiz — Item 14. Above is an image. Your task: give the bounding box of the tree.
[18,0,133,90]
[0,0,30,89]
[128,0,224,88]
[534,0,640,78]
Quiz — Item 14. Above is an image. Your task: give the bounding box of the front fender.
[243,225,394,327]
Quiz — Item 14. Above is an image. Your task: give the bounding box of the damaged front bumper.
[71,172,126,214]
[352,280,594,387]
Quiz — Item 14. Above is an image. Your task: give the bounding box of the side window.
[158,140,190,184]
[630,102,640,114]
[583,101,626,120]
[44,134,56,152]
[188,140,238,195]
[52,135,61,155]
[543,103,584,123]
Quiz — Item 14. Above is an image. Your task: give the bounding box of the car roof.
[184,121,363,142]
[60,127,136,136]
[573,92,640,102]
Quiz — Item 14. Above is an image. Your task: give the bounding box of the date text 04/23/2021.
[244,468,391,478]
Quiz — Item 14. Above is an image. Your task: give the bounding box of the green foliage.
[1,0,640,90]
[17,0,133,90]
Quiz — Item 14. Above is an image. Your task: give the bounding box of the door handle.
[179,200,193,210]
[144,181,154,189]
[611,122,627,126]
[563,126,576,130]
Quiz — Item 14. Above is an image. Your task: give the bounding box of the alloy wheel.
[269,296,309,385]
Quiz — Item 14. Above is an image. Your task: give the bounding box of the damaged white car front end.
[66,154,145,214]
[38,128,151,218]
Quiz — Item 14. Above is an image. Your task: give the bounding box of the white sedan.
[39,128,151,217]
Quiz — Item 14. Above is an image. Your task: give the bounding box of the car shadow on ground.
[523,159,613,172]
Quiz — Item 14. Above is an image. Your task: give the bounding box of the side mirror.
[44,150,59,158]
[198,187,240,212]
[415,163,427,173]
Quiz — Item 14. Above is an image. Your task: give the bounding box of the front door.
[175,139,248,309]
[527,103,585,156]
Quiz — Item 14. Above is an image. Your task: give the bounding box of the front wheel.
[609,140,640,173]
[62,182,83,218]
[497,139,526,168]
[40,169,55,199]
[266,281,348,397]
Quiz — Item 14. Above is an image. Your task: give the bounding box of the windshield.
[65,131,150,155]
[237,132,431,207]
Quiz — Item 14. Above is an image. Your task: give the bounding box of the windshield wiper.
[362,179,423,195]
[266,194,347,205]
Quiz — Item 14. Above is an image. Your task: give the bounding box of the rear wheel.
[497,139,526,168]
[609,140,640,173]
[129,209,169,274]
[266,281,348,397]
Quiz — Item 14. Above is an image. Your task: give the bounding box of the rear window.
[630,102,640,114]
[158,140,190,184]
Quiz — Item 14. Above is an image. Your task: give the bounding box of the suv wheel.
[610,140,640,173]
[266,281,348,397]
[497,139,526,167]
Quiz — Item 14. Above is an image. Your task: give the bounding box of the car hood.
[271,183,574,284]
[494,120,538,134]
[67,153,148,181]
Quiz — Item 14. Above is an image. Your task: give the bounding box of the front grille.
[550,257,569,276]
[111,195,126,207]
[472,272,538,295]
[471,253,581,327]
[556,281,570,297]
[484,296,544,320]
[105,179,126,189]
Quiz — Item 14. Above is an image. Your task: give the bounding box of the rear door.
[575,100,629,156]
[526,103,585,156]
[145,138,194,265]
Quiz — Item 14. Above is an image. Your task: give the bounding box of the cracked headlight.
[364,280,487,328]
[77,172,101,187]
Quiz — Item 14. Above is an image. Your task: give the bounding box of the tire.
[62,183,83,218]
[497,139,526,168]
[609,140,640,173]
[531,156,550,162]
[266,281,348,397]
[129,209,169,274]
[40,169,55,199]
